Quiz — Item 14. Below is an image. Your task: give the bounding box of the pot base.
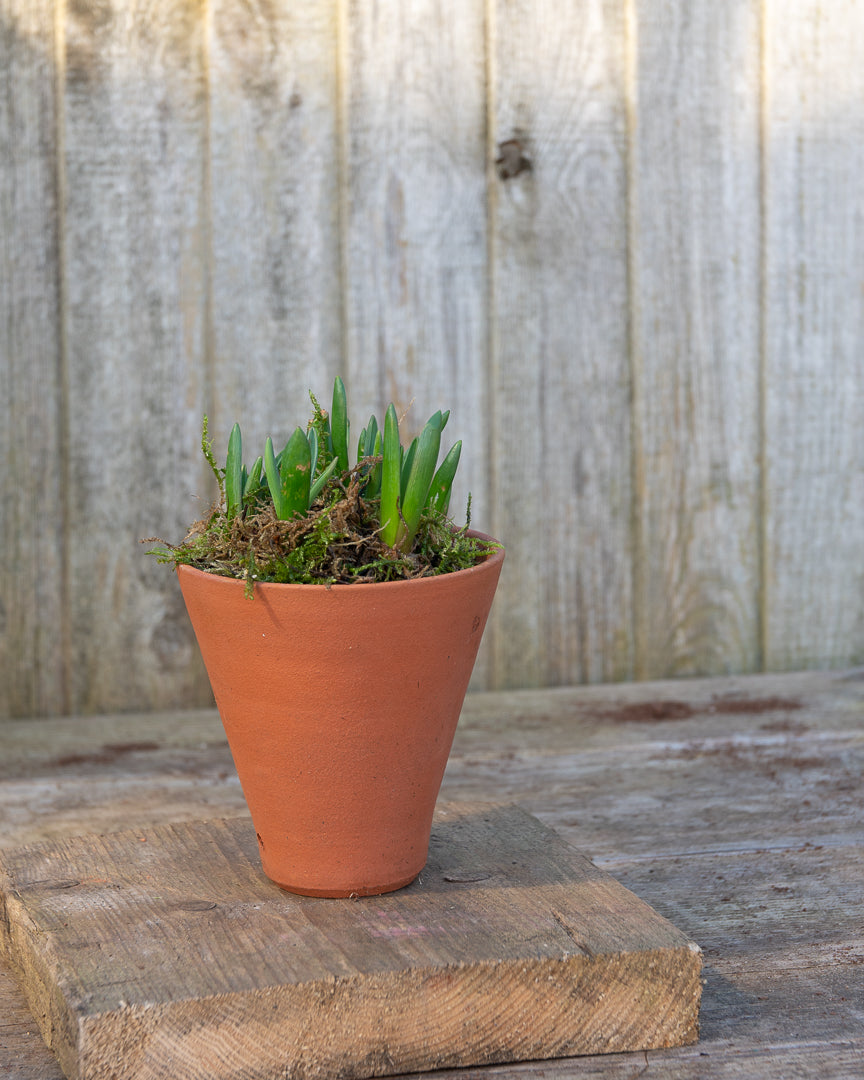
[261,844,427,898]
[271,870,421,899]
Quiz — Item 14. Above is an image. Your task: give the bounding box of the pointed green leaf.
[428,440,461,515]
[397,416,442,551]
[331,376,349,473]
[244,456,264,502]
[379,403,401,547]
[365,429,383,498]
[278,426,312,519]
[364,415,379,458]
[400,437,418,500]
[225,423,243,518]
[264,436,287,519]
[310,455,339,503]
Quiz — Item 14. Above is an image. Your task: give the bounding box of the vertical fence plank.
[629,0,762,679]
[63,0,212,712]
[489,0,633,688]
[0,0,65,717]
[342,0,487,519]
[342,0,490,681]
[763,1,864,669]
[208,0,342,458]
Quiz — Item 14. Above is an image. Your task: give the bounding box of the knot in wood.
[496,139,532,180]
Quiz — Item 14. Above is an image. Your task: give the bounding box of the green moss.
[307,391,333,474]
[200,415,224,500]
[151,485,495,589]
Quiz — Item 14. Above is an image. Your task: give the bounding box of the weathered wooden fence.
[2,0,863,718]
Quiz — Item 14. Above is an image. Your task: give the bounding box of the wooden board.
[340,0,490,685]
[3,2,864,717]
[0,0,66,718]
[0,804,701,1080]
[628,0,762,679]
[342,0,489,525]
[762,0,864,671]
[61,0,212,713]
[0,669,862,1078]
[488,0,633,689]
[207,0,342,460]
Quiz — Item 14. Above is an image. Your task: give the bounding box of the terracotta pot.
[177,534,504,897]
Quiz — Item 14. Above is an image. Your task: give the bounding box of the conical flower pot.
[177,535,504,897]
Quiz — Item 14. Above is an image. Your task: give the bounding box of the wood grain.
[762,0,864,671]
[489,0,633,689]
[342,0,488,482]
[0,804,701,1080]
[61,0,212,713]
[2,669,861,848]
[341,0,490,683]
[2,1,864,715]
[208,0,342,458]
[1,670,863,1078]
[0,0,66,717]
[629,0,762,679]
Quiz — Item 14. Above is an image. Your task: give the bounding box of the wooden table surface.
[1,669,862,1079]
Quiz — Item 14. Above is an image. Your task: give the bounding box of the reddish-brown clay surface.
[177,536,504,897]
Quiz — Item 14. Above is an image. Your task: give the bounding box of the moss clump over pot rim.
[149,378,498,589]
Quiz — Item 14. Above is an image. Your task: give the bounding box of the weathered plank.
[629,0,762,679]
[0,675,839,777]
[341,2,486,659]
[342,0,488,520]
[207,0,342,459]
[762,0,864,671]
[61,0,212,713]
[0,0,65,718]
[489,0,633,689]
[0,805,701,1080]
[0,671,862,1078]
[2,669,863,850]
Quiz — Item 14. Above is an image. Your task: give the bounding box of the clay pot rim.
[175,529,504,595]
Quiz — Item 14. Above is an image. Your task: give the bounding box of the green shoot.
[428,440,461,515]
[310,456,339,502]
[365,429,383,499]
[203,379,466,554]
[401,437,418,501]
[245,456,264,503]
[225,423,243,519]
[308,391,332,473]
[379,404,402,548]
[330,376,350,474]
[265,428,312,520]
[397,411,443,551]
